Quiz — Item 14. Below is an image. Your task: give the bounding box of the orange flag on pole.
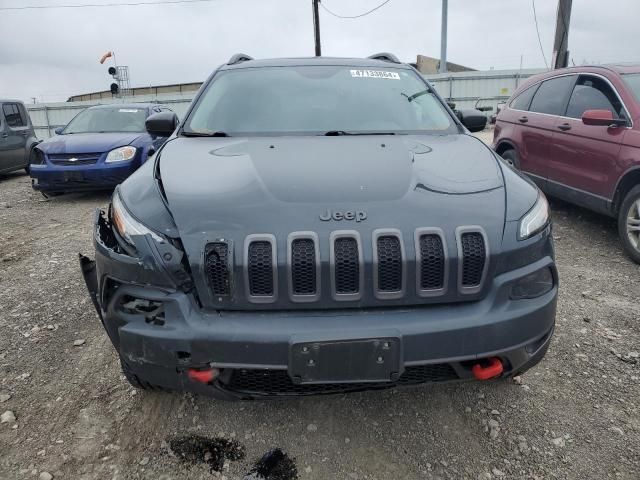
[99,51,113,64]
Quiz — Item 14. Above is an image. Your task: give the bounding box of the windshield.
[622,73,640,104]
[63,107,148,134]
[184,65,455,136]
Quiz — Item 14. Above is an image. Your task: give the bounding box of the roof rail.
[367,52,401,64]
[227,53,254,65]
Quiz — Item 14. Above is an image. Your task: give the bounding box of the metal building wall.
[424,68,545,113]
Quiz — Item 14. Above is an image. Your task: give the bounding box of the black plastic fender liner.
[79,253,103,322]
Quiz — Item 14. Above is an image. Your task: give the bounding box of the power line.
[0,0,217,11]
[531,0,549,69]
[319,0,392,19]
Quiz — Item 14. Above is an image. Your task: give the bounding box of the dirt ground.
[1,132,639,479]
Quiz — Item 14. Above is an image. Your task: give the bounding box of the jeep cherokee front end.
[81,54,557,399]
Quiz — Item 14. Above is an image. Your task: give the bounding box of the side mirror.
[145,112,179,137]
[582,109,626,127]
[54,127,64,135]
[458,109,488,133]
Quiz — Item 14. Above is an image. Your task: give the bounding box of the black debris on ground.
[244,448,298,480]
[168,434,246,472]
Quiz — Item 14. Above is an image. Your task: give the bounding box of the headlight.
[105,146,137,163]
[518,193,550,240]
[111,190,163,246]
[510,267,554,300]
[29,147,46,166]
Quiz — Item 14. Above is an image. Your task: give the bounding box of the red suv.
[493,65,640,263]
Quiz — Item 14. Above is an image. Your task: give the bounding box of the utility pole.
[313,0,321,57]
[439,0,448,73]
[552,0,572,69]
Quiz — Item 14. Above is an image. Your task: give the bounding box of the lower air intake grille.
[461,232,486,287]
[291,239,316,295]
[419,234,445,290]
[226,364,458,395]
[377,235,402,292]
[205,242,230,295]
[248,241,274,296]
[334,238,359,294]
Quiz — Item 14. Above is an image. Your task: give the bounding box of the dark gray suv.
[0,100,38,175]
[81,54,558,399]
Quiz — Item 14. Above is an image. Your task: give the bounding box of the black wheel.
[500,149,520,169]
[618,185,640,264]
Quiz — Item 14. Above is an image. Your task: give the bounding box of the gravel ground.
[1,133,639,479]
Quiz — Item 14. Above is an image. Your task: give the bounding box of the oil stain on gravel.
[243,448,298,480]
[169,434,246,472]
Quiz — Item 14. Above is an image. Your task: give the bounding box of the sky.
[0,0,638,103]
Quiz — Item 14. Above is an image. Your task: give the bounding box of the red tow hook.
[472,357,504,380]
[187,367,220,384]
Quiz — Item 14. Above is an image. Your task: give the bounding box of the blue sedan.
[30,103,176,194]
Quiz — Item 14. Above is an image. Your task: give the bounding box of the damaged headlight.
[518,193,550,240]
[111,189,163,246]
[105,146,137,163]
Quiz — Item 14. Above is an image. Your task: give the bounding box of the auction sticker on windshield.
[119,109,139,113]
[350,70,400,80]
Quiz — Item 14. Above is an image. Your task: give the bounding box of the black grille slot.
[205,242,230,295]
[461,232,486,287]
[226,364,458,395]
[248,241,274,296]
[376,235,402,292]
[334,238,359,294]
[291,239,316,295]
[419,234,445,290]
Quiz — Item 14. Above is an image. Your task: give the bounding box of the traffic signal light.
[108,66,119,96]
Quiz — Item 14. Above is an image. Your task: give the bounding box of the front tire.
[618,185,640,264]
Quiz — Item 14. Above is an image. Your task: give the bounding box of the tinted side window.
[529,76,576,115]
[510,84,538,111]
[565,75,624,119]
[2,103,26,128]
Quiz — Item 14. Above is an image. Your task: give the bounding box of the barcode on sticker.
[350,70,400,80]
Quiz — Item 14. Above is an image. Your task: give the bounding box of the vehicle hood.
[158,132,505,244]
[37,132,147,154]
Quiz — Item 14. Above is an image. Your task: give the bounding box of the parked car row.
[493,64,640,263]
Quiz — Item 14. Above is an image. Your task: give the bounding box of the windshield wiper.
[322,130,397,136]
[402,89,430,102]
[182,131,231,137]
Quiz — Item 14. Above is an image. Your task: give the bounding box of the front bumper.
[81,211,557,399]
[30,162,140,192]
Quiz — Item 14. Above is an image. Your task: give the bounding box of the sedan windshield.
[184,65,455,136]
[622,73,640,104]
[63,107,148,134]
